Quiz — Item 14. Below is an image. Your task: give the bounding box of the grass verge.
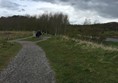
[22,34,51,42]
[23,37,42,41]
[0,31,31,71]
[38,36,118,83]
[0,41,21,71]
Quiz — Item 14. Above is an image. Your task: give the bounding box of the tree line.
[0,13,118,42]
[0,13,69,35]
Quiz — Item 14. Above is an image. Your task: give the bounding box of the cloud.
[30,0,118,18]
[0,0,118,24]
[70,0,118,18]
[0,0,20,10]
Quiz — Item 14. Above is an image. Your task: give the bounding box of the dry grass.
[62,36,118,51]
[0,31,32,40]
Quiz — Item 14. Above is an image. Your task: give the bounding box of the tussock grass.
[62,36,118,51]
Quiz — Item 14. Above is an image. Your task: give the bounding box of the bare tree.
[83,18,91,25]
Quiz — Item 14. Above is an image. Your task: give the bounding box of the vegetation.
[0,31,32,41]
[103,41,118,48]
[0,13,118,42]
[0,12,118,82]
[23,37,42,41]
[0,41,21,71]
[0,31,32,71]
[0,13,69,35]
[65,23,118,42]
[38,36,118,83]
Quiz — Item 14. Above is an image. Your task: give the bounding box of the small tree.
[83,18,91,25]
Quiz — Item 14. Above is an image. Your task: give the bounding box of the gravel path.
[0,37,55,83]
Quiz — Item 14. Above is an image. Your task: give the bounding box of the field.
[0,30,118,82]
[0,31,32,40]
[38,36,118,83]
[0,31,32,71]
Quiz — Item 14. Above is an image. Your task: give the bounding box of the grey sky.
[0,0,118,24]
[0,0,20,10]
[33,0,118,18]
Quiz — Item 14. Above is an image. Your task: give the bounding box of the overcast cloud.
[0,0,118,24]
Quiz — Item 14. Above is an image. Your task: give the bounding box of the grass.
[67,37,118,51]
[23,37,42,41]
[38,36,118,83]
[103,41,118,48]
[0,31,31,71]
[0,31,32,41]
[0,41,21,71]
[22,34,51,41]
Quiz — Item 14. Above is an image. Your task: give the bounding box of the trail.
[0,37,55,83]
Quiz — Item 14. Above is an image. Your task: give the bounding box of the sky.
[0,0,118,24]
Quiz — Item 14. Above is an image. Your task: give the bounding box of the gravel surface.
[0,39,55,83]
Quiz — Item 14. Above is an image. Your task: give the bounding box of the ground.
[38,36,118,83]
[0,32,118,83]
[0,36,55,83]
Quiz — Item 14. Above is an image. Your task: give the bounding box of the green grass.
[0,41,21,71]
[38,36,118,83]
[103,41,118,48]
[22,34,51,41]
[23,37,42,41]
[0,31,31,71]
